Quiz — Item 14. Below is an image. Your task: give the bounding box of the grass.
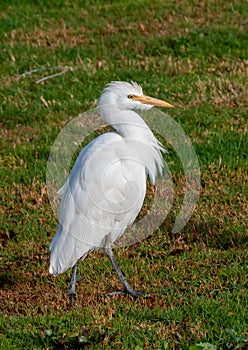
[1,0,248,349]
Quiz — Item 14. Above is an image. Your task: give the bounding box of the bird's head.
[98,81,174,111]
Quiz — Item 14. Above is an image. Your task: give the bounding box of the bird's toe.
[68,290,77,301]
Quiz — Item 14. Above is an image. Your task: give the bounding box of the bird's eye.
[128,94,135,99]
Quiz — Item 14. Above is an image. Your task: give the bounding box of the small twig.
[21,66,68,84]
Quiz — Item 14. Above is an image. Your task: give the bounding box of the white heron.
[49,81,174,299]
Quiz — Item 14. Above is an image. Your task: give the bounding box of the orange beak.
[133,94,174,108]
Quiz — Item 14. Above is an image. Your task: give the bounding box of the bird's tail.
[49,224,88,275]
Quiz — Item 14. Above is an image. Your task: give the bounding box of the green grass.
[1,0,248,349]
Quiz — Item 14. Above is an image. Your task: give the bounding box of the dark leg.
[68,261,78,301]
[104,239,142,298]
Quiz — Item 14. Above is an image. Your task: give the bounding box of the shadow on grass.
[185,220,247,250]
[0,270,23,290]
[161,217,247,251]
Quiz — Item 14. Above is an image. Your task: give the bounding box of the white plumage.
[49,81,174,298]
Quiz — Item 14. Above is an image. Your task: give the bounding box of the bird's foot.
[108,289,144,298]
[68,289,76,301]
[127,289,144,298]
[107,290,125,297]
[108,289,168,298]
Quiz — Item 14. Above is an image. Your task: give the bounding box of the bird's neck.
[98,104,164,182]
[98,105,152,140]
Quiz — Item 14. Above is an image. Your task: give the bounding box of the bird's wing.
[50,132,146,274]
